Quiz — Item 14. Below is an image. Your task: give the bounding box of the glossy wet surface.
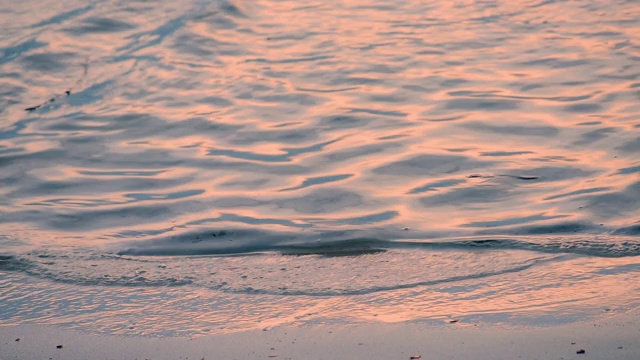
[0,0,639,336]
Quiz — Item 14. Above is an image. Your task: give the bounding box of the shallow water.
[1,0,639,336]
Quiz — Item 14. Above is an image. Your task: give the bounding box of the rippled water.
[1,0,639,336]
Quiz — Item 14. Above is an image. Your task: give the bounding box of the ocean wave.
[115,227,640,258]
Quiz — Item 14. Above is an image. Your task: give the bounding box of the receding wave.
[0,246,557,296]
[0,226,637,298]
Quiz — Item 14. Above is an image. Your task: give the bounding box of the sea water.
[0,0,639,337]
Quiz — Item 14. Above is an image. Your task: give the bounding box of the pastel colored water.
[0,0,639,336]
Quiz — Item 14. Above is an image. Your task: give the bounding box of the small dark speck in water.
[499,175,539,181]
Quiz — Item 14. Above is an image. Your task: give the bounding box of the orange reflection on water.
[0,0,639,335]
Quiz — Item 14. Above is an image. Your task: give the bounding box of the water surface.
[0,0,639,336]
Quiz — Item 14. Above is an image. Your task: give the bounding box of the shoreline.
[2,308,638,360]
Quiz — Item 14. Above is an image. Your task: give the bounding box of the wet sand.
[1,308,638,360]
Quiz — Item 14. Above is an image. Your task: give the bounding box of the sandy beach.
[2,306,638,360]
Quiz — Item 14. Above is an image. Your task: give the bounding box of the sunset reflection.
[0,0,638,338]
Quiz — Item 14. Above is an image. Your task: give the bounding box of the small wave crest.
[115,228,640,258]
